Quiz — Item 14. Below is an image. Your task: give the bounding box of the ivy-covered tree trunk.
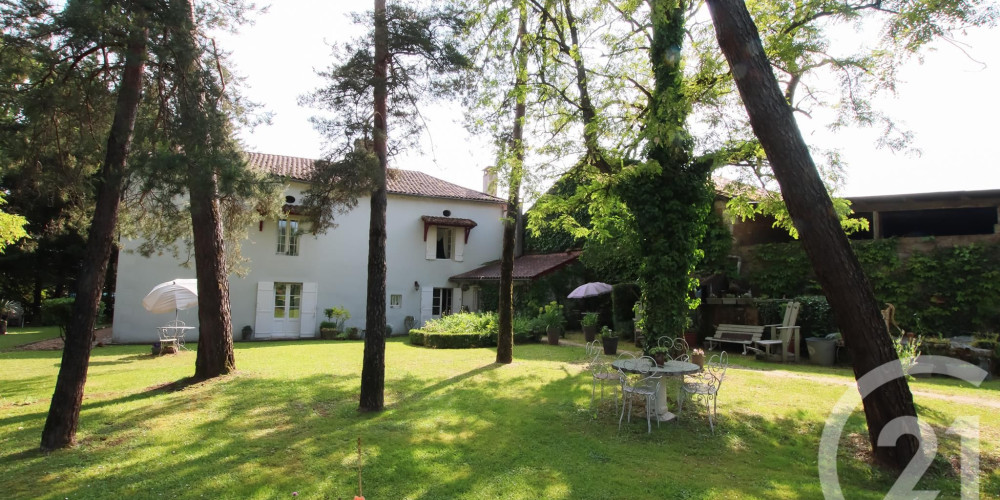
[706,0,918,469]
[616,0,712,340]
[41,23,147,450]
[171,0,235,379]
[359,0,389,411]
[496,0,529,365]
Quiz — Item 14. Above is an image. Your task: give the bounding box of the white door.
[272,282,302,338]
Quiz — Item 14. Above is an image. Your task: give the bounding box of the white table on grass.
[157,325,196,350]
[612,358,700,421]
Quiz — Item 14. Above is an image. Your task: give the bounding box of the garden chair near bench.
[753,301,801,362]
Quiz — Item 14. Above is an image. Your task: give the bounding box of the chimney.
[482,167,498,196]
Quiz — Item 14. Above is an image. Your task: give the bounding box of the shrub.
[756,296,837,338]
[611,283,640,331]
[41,297,106,336]
[409,312,540,348]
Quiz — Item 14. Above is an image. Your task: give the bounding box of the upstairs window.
[422,216,476,262]
[277,218,300,256]
[436,227,454,259]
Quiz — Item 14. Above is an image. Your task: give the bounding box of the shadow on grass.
[1,340,993,500]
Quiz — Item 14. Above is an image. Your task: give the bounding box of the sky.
[217,2,1000,198]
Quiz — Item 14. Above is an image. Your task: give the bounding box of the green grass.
[1,337,997,499]
[0,326,62,351]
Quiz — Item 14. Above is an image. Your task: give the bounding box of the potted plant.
[691,348,706,368]
[241,325,254,341]
[600,326,618,355]
[581,312,599,342]
[538,301,565,346]
[320,321,338,339]
[323,306,350,338]
[647,345,670,366]
[0,299,15,335]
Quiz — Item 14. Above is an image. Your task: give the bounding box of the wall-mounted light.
[414,281,420,291]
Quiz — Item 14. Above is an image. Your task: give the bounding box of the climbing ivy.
[748,238,1000,336]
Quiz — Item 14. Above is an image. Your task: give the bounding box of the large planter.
[806,337,836,366]
[582,325,597,342]
[320,328,339,340]
[602,336,619,355]
[546,326,561,345]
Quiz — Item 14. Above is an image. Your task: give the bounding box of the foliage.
[324,306,351,331]
[756,297,837,338]
[893,335,922,376]
[646,345,670,356]
[40,297,105,336]
[696,210,735,276]
[0,194,28,253]
[0,299,16,318]
[536,301,565,328]
[300,3,471,233]
[320,321,337,330]
[610,282,640,327]
[749,239,1000,335]
[580,311,599,327]
[408,312,540,348]
[599,325,617,339]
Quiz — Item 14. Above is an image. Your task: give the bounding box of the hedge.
[408,328,541,349]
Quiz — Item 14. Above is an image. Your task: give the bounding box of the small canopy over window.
[421,215,477,243]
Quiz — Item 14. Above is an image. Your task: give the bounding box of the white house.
[112,152,506,343]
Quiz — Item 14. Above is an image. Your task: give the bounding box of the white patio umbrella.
[567,282,613,299]
[142,279,199,320]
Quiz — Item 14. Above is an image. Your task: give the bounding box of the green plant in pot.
[647,345,670,366]
[322,306,350,339]
[538,301,565,346]
[581,312,599,342]
[600,326,619,355]
[0,299,15,335]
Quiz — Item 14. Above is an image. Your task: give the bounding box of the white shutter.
[299,282,318,338]
[425,225,437,260]
[255,282,274,339]
[453,231,464,262]
[420,287,433,325]
[452,287,463,314]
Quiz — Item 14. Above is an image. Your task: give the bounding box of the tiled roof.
[247,152,503,204]
[450,251,581,282]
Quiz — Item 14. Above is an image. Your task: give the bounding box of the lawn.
[0,336,997,499]
[0,326,62,351]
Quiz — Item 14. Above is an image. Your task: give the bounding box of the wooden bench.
[705,324,764,354]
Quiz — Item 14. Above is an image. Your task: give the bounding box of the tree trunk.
[496,0,529,365]
[359,0,389,412]
[171,0,235,379]
[40,25,147,450]
[706,0,919,469]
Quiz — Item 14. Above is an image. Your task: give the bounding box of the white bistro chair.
[679,351,728,433]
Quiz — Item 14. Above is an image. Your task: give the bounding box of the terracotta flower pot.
[653,353,667,366]
[691,353,705,368]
